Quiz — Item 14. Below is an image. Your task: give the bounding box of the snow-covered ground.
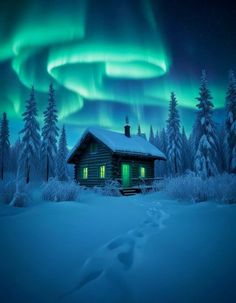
[0,190,236,303]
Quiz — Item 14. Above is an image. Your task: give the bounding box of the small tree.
[149,125,155,145]
[166,92,182,175]
[194,70,218,178]
[225,70,236,173]
[181,127,191,173]
[0,112,10,180]
[137,124,147,140]
[57,125,69,181]
[41,83,59,181]
[19,87,41,183]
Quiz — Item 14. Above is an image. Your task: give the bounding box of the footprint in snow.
[60,205,169,299]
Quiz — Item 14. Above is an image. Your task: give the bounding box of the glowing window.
[100,165,106,178]
[82,167,88,179]
[140,166,146,178]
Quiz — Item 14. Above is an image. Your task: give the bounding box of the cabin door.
[121,163,131,187]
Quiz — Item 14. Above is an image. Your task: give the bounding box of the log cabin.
[67,122,166,192]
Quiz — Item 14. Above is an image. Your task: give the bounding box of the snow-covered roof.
[68,127,166,162]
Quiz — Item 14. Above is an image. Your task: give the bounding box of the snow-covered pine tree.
[137,124,142,136]
[149,125,155,145]
[217,123,227,173]
[137,124,147,140]
[19,87,41,183]
[154,129,159,147]
[181,127,191,173]
[225,70,236,173]
[194,70,218,178]
[57,125,68,181]
[9,137,21,175]
[41,83,59,181]
[166,92,182,175]
[0,112,10,179]
[155,128,168,176]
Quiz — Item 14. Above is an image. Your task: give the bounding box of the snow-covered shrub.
[93,186,103,195]
[10,179,28,207]
[42,178,80,201]
[151,179,166,192]
[207,174,236,203]
[0,179,16,204]
[102,180,121,196]
[10,191,28,207]
[164,172,236,203]
[164,173,207,202]
[139,179,148,194]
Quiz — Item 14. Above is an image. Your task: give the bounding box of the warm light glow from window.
[100,165,105,178]
[82,167,88,179]
[140,166,146,178]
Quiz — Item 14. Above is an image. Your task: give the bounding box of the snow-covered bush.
[151,179,166,192]
[10,179,28,207]
[0,179,16,204]
[101,180,121,196]
[93,186,103,195]
[42,178,80,201]
[139,179,148,194]
[164,172,236,203]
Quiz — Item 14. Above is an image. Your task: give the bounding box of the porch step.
[120,188,140,196]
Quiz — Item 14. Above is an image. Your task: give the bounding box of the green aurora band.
[0,0,226,143]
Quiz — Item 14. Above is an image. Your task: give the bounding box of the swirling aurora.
[0,0,235,146]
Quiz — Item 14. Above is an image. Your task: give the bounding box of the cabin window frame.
[99,165,106,179]
[82,166,88,179]
[139,165,146,178]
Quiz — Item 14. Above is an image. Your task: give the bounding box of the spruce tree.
[19,87,41,183]
[149,125,155,145]
[41,83,59,181]
[181,127,191,173]
[10,137,21,176]
[137,124,146,140]
[194,70,218,178]
[154,129,159,147]
[57,125,68,181]
[0,112,10,180]
[137,124,142,136]
[166,92,182,175]
[225,70,236,173]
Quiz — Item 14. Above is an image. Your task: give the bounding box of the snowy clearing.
[0,191,236,303]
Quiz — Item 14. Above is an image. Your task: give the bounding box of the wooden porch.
[116,177,164,196]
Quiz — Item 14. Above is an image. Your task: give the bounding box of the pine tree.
[9,137,21,175]
[0,112,10,180]
[225,70,236,173]
[149,125,155,145]
[137,124,147,140]
[154,129,159,147]
[41,83,59,181]
[217,123,227,173]
[166,92,182,175]
[194,70,218,178]
[19,87,41,183]
[181,127,191,173]
[57,125,68,181]
[155,128,168,176]
[137,124,142,136]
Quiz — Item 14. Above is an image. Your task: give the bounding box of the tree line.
[0,84,68,183]
[0,70,235,182]
[138,70,236,178]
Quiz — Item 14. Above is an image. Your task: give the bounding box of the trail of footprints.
[63,205,169,297]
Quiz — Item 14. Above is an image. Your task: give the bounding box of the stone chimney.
[124,116,131,137]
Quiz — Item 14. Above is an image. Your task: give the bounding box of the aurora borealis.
[1,0,236,146]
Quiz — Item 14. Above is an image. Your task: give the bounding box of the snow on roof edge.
[67,126,166,162]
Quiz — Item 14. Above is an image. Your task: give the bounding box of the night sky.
[1,0,236,146]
